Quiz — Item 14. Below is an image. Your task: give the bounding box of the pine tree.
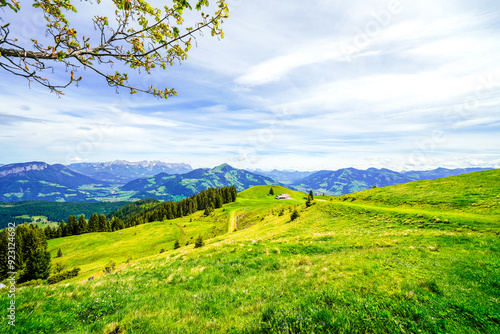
[269,187,275,196]
[88,213,99,232]
[309,190,314,200]
[18,225,51,282]
[290,209,300,221]
[21,249,51,282]
[77,214,87,235]
[194,235,204,249]
[174,239,181,250]
[0,230,9,279]
[306,195,313,207]
[66,215,78,236]
[57,248,63,258]
[230,186,237,202]
[59,220,67,237]
[98,214,108,232]
[215,194,222,209]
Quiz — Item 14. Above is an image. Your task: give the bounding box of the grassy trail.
[330,199,497,226]
[228,211,237,232]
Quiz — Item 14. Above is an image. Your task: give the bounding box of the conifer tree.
[22,249,51,281]
[309,190,314,200]
[17,225,51,282]
[291,209,300,221]
[306,195,313,207]
[57,248,63,258]
[270,187,275,196]
[88,213,99,232]
[98,214,108,232]
[0,230,9,279]
[215,194,223,208]
[174,239,181,250]
[194,235,204,249]
[66,215,78,236]
[59,220,67,237]
[77,214,88,235]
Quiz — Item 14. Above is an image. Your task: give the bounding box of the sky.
[1,0,499,171]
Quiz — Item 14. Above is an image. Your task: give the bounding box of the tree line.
[43,214,125,240]
[0,201,128,229]
[42,185,237,241]
[127,186,237,226]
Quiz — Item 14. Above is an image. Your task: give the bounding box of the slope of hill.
[121,163,276,201]
[293,167,494,196]
[68,160,193,184]
[338,169,500,216]
[402,167,492,180]
[0,162,110,202]
[2,170,499,333]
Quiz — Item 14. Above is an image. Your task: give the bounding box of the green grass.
[1,172,499,333]
[337,169,500,215]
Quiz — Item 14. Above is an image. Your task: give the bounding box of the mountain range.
[68,160,192,183]
[0,160,494,202]
[0,162,106,202]
[121,163,276,201]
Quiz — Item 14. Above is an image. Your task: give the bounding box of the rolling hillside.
[1,170,499,333]
[293,167,493,195]
[121,163,276,201]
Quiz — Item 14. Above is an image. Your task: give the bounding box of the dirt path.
[175,223,186,236]
[228,211,238,233]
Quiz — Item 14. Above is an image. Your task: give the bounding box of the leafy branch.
[0,0,229,97]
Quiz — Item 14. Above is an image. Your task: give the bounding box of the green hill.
[292,167,493,196]
[337,169,500,215]
[1,171,499,333]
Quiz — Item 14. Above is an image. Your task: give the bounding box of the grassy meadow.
[1,171,499,333]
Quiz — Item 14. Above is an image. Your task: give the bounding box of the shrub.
[53,260,67,274]
[47,267,81,284]
[159,248,166,254]
[103,259,117,274]
[194,235,204,249]
[174,239,181,250]
[290,209,300,221]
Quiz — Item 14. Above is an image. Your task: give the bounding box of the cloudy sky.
[1,0,499,171]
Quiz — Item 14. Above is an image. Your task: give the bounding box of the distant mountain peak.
[212,163,234,172]
[0,161,49,177]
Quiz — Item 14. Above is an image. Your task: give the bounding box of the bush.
[194,235,204,249]
[290,209,300,221]
[47,267,81,284]
[174,239,181,250]
[103,259,117,274]
[53,260,67,274]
